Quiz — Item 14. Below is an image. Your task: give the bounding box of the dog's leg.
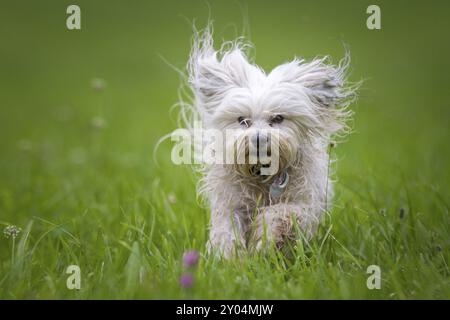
[249,203,319,253]
[207,208,248,259]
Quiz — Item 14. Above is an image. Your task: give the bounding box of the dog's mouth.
[234,161,280,182]
[248,163,272,177]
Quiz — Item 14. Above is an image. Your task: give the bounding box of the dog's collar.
[269,170,289,199]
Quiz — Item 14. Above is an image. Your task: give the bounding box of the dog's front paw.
[206,233,245,260]
[249,204,297,254]
[251,237,274,255]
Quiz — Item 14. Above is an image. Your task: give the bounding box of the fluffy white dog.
[180,27,356,259]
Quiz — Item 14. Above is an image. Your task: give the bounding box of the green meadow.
[0,0,448,299]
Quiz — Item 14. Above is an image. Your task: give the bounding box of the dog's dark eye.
[238,116,251,128]
[271,114,284,124]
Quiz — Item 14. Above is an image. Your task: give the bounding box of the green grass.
[0,0,449,299]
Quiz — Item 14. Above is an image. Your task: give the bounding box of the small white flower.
[91,116,107,129]
[90,78,106,91]
[168,192,177,204]
[4,225,21,239]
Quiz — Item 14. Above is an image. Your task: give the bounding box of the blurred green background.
[0,0,448,299]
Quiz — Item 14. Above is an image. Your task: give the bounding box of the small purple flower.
[183,250,199,268]
[180,273,194,288]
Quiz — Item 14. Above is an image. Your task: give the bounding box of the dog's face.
[189,37,352,178]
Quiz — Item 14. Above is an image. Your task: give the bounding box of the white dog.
[179,27,356,259]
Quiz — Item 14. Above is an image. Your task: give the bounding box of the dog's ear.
[278,56,352,108]
[270,55,356,134]
[188,32,254,116]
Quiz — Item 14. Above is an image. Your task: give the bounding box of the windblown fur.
[179,26,357,258]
